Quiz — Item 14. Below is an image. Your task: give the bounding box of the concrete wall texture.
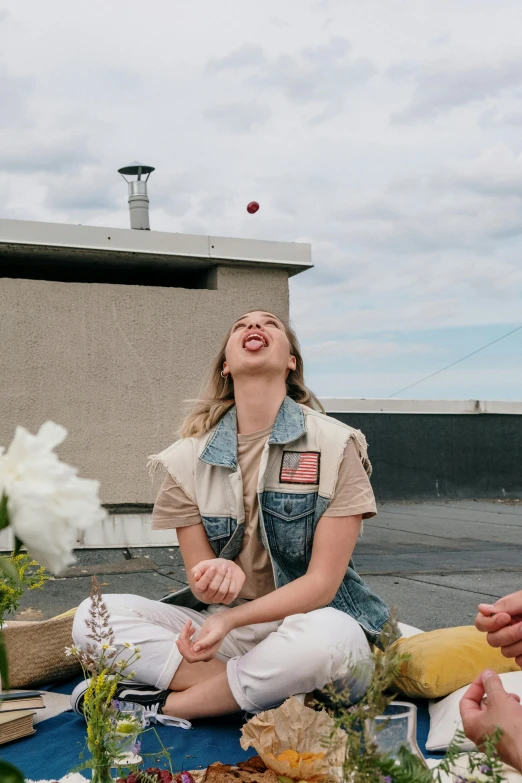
[1,265,289,504]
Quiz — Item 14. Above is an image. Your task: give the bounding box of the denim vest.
[150,397,393,646]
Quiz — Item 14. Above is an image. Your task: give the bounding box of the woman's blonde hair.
[179,315,324,438]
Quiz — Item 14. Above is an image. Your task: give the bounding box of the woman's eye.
[266,320,279,328]
[233,323,246,331]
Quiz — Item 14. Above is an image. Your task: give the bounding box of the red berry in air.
[247,201,259,214]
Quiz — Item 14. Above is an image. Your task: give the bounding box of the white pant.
[72,594,373,713]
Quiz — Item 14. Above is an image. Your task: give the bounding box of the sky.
[1,0,522,401]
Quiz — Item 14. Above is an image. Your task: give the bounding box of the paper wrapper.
[240,697,346,781]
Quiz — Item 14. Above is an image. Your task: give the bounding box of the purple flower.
[112,699,121,710]
[132,739,142,754]
[383,777,392,783]
[480,765,492,775]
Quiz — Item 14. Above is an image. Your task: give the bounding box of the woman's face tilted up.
[222,311,297,382]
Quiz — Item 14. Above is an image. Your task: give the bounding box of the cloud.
[45,167,121,212]
[206,44,267,73]
[390,58,522,123]
[305,339,430,361]
[439,145,522,197]
[203,101,272,132]
[479,107,522,127]
[206,36,376,124]
[0,133,96,173]
[256,37,377,122]
[0,63,34,129]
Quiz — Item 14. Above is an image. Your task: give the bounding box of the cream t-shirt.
[152,430,377,600]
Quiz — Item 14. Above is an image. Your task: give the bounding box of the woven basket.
[3,608,82,688]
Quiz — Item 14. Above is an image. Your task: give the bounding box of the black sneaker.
[70,678,191,729]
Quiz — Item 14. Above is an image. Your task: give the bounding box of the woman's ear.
[287,355,297,372]
[222,361,230,377]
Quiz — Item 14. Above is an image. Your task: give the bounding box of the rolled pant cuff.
[156,637,184,690]
[226,656,265,713]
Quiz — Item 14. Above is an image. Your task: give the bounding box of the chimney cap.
[118,161,155,177]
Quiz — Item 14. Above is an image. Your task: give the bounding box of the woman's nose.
[247,321,261,330]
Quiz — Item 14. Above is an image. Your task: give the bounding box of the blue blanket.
[1,679,443,781]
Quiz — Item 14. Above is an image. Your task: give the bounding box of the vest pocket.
[261,491,317,565]
[201,516,238,556]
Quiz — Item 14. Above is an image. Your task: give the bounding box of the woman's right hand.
[191,559,246,604]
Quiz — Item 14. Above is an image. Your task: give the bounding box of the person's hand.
[176,613,231,663]
[191,559,246,605]
[475,590,522,666]
[460,670,522,772]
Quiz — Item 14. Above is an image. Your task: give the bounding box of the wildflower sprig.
[66,577,143,783]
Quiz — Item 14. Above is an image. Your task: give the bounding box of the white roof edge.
[320,398,522,415]
[0,218,312,274]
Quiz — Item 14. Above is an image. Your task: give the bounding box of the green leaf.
[0,760,25,783]
[0,556,21,585]
[0,493,9,531]
[0,630,9,688]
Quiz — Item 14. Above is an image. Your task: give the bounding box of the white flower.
[65,644,81,657]
[0,421,106,574]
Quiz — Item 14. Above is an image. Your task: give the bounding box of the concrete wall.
[329,412,522,500]
[0,265,289,504]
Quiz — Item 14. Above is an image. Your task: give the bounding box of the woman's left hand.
[176,614,230,663]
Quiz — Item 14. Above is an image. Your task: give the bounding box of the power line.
[388,324,522,398]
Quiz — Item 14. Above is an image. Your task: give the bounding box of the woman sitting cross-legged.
[71,310,395,725]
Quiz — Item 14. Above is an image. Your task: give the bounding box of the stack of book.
[0,690,44,744]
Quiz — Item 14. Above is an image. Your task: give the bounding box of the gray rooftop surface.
[11,500,522,631]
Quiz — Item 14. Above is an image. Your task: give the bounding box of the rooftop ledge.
[0,218,312,278]
[320,398,522,415]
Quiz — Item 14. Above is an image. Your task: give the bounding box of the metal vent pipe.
[118,161,155,230]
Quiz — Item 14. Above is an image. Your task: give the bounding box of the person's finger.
[176,621,195,656]
[499,639,522,660]
[460,674,486,715]
[176,639,198,664]
[487,620,522,649]
[482,669,507,698]
[222,578,237,605]
[207,565,231,598]
[184,648,215,663]
[178,619,194,644]
[516,653,522,668]
[193,627,222,653]
[214,569,232,603]
[192,561,211,581]
[491,590,522,616]
[195,565,218,593]
[475,611,512,633]
[508,692,521,703]
[176,625,197,662]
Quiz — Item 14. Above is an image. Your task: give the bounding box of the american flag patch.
[280,451,320,484]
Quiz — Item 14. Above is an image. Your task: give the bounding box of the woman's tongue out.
[245,338,265,352]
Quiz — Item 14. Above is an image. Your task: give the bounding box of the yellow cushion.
[391,625,521,699]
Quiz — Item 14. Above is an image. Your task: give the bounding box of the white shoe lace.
[143,702,192,730]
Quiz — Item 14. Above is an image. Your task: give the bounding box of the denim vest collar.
[199,396,307,470]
